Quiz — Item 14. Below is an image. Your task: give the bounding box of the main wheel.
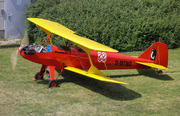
[46,71,50,78]
[48,80,58,88]
[35,72,44,80]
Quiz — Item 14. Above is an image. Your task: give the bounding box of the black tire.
[35,72,44,80]
[46,71,50,78]
[158,70,163,74]
[48,80,58,88]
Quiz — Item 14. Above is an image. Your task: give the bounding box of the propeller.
[11,31,29,70]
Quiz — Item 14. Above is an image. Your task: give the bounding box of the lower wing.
[64,66,129,85]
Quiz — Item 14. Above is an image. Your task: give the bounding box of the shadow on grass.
[35,68,173,101]
[37,70,142,101]
[0,44,20,49]
[137,69,174,80]
[111,69,173,81]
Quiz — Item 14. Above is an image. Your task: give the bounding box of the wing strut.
[77,44,105,76]
[101,52,110,77]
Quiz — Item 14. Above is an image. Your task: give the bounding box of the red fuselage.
[20,45,152,71]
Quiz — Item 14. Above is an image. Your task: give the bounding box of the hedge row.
[25,0,180,51]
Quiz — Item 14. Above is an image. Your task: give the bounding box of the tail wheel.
[35,72,44,80]
[158,70,163,74]
[48,80,58,88]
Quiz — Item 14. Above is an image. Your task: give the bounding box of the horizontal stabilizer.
[64,67,129,85]
[136,61,169,70]
[131,56,138,58]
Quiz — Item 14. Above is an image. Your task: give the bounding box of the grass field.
[0,46,180,116]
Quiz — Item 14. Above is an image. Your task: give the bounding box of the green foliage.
[25,0,180,51]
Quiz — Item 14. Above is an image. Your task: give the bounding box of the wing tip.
[120,82,129,85]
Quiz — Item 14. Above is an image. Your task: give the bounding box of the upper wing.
[136,61,169,70]
[27,18,118,53]
[64,66,129,85]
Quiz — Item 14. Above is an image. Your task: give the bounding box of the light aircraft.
[11,18,169,88]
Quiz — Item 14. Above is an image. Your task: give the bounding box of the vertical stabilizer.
[138,42,168,68]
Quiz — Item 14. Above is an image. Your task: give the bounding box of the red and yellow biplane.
[12,18,168,88]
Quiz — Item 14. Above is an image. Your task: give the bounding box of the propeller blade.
[11,31,29,70]
[11,49,19,71]
[20,31,29,51]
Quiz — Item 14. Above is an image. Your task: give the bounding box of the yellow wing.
[27,18,118,53]
[64,66,129,85]
[136,61,169,70]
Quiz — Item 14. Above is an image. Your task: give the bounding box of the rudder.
[138,42,168,68]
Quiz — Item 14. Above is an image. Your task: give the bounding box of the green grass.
[0,46,180,115]
[0,38,7,41]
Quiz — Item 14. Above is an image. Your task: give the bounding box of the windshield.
[35,45,43,53]
[28,44,52,53]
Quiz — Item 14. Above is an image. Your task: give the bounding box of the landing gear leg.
[47,66,63,88]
